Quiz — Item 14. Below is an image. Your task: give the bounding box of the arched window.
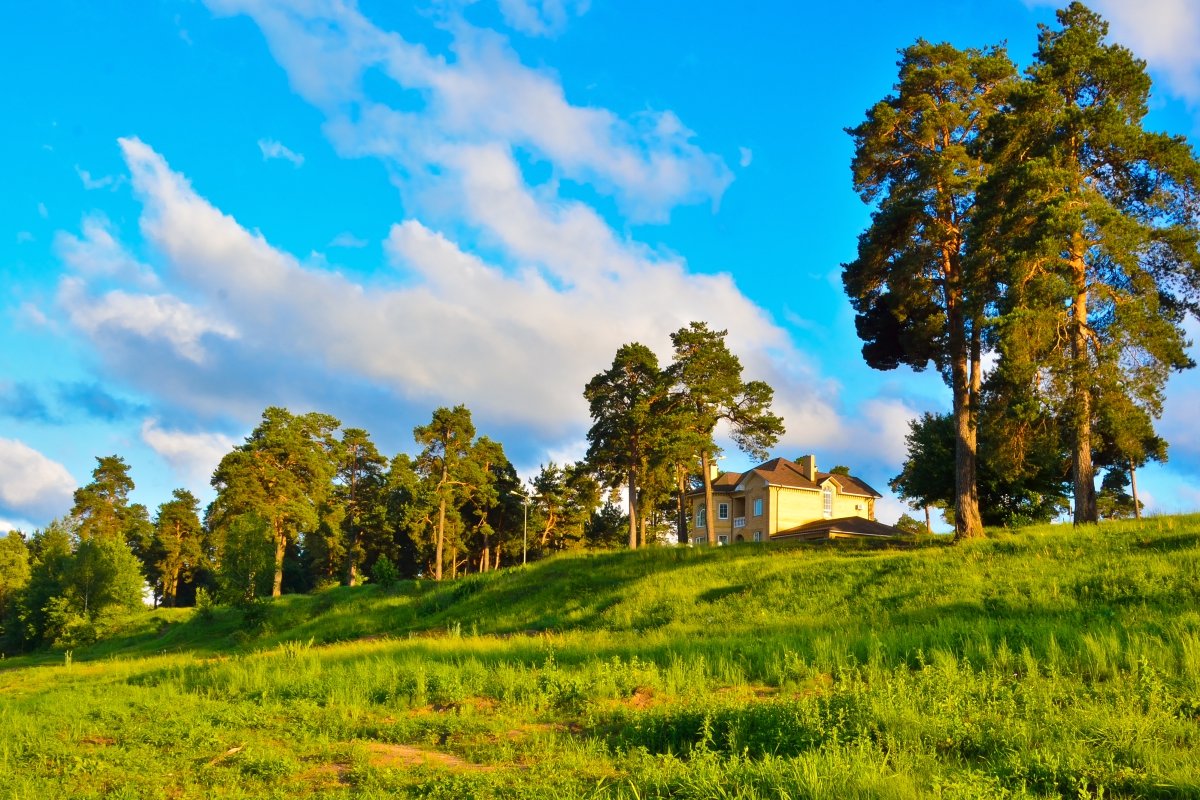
[696,504,706,528]
[822,486,833,518]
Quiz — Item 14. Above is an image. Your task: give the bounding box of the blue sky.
[3,0,1200,530]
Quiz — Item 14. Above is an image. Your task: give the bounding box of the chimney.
[709,462,720,481]
[797,454,817,481]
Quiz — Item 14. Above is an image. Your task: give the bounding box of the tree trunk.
[947,284,984,541]
[925,505,932,535]
[451,545,458,579]
[701,450,716,546]
[435,496,446,581]
[676,467,688,544]
[1070,246,1098,525]
[627,470,639,550]
[493,548,501,571]
[345,522,359,587]
[272,521,286,597]
[1130,459,1141,521]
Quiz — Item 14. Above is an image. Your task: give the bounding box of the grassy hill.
[3,515,1199,798]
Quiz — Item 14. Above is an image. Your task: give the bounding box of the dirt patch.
[298,762,351,788]
[80,735,115,747]
[365,742,492,772]
[626,686,658,710]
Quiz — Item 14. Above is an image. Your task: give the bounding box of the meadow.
[2,515,1199,799]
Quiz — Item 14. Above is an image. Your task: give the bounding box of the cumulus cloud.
[141,419,237,491]
[257,137,305,166]
[54,214,159,287]
[95,138,829,446]
[58,275,238,364]
[0,438,76,523]
[206,0,730,221]
[496,0,589,36]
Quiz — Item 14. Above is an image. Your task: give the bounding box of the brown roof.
[771,515,903,541]
[819,473,882,498]
[686,456,881,498]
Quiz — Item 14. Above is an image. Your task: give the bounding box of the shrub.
[372,555,400,590]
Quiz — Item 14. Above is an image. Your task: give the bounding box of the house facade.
[686,455,887,545]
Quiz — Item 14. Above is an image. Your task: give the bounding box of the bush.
[372,555,400,590]
[194,587,215,621]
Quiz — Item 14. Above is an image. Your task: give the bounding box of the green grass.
[3,515,1200,798]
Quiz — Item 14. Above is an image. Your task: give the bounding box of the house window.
[753,498,763,517]
[822,486,833,517]
[696,505,706,528]
[717,534,729,546]
[718,502,729,520]
[753,531,762,542]
[692,535,706,545]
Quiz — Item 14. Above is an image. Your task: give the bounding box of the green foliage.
[0,530,31,649]
[150,488,206,607]
[216,513,275,604]
[193,587,215,621]
[892,411,1069,527]
[371,555,400,590]
[977,2,1200,523]
[844,40,1017,539]
[210,406,341,596]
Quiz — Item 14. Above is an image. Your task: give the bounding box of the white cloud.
[16,231,33,244]
[37,202,48,219]
[496,0,589,36]
[329,231,368,248]
[141,419,237,492]
[58,275,238,364]
[738,146,753,168]
[257,137,305,166]
[54,214,159,287]
[101,138,825,441]
[0,438,76,523]
[207,0,731,221]
[75,165,124,191]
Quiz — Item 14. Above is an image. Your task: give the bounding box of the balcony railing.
[733,517,746,528]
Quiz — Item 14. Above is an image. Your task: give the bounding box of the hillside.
[3,515,1199,799]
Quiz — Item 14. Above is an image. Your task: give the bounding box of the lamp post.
[514,489,541,566]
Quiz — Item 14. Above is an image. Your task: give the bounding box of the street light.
[513,488,541,566]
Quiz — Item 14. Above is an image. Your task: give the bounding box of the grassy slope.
[2,515,1199,799]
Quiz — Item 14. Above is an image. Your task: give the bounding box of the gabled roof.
[689,456,882,499]
[771,515,902,541]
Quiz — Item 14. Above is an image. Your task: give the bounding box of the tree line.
[0,409,624,650]
[0,321,783,651]
[843,3,1200,536]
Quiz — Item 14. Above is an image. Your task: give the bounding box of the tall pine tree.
[844,40,1016,540]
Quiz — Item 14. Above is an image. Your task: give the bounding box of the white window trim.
[717,534,729,546]
[696,504,706,528]
[753,531,762,542]
[718,502,729,520]
[822,486,833,518]
[753,498,763,517]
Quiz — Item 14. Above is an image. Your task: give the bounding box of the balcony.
[733,517,746,528]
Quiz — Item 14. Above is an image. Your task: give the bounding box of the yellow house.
[686,454,896,544]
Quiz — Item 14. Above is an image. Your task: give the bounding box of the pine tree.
[668,322,783,546]
[844,40,1017,540]
[979,3,1200,523]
